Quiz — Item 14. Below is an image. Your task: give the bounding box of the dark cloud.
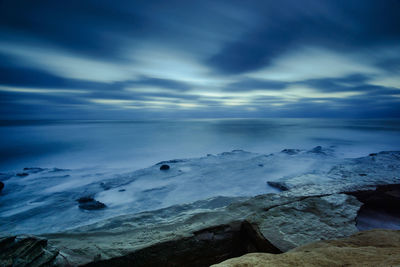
[207,0,400,74]
[0,0,399,119]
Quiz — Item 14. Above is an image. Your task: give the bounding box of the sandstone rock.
[248,193,362,251]
[212,229,400,267]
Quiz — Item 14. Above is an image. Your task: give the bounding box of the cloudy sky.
[0,0,399,119]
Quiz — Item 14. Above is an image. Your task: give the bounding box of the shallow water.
[1,118,400,234]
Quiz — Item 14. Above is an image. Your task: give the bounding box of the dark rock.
[258,164,264,167]
[118,189,126,192]
[83,221,280,267]
[267,181,289,191]
[77,196,95,203]
[0,181,3,192]
[160,164,170,170]
[77,196,106,210]
[0,235,66,266]
[16,173,29,177]
[369,153,378,156]
[346,184,400,230]
[79,201,106,210]
[359,173,367,176]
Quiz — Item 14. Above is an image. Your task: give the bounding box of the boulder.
[77,196,106,210]
[160,164,170,170]
[212,229,400,267]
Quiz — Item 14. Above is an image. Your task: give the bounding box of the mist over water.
[1,118,400,234]
[1,118,400,172]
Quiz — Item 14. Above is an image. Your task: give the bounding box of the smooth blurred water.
[1,118,400,172]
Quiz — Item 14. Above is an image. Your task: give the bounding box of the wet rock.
[160,164,170,170]
[369,153,378,156]
[0,181,4,192]
[77,196,95,203]
[346,184,400,230]
[16,173,29,177]
[79,201,106,210]
[118,189,126,192]
[213,229,400,267]
[77,196,106,210]
[0,235,67,266]
[267,181,288,191]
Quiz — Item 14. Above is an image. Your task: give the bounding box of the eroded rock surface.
[213,229,400,267]
[0,150,399,266]
[0,235,68,267]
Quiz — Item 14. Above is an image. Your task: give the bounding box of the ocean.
[1,118,400,172]
[1,118,400,234]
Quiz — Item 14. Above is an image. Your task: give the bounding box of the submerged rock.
[77,196,106,210]
[79,201,106,210]
[77,196,95,203]
[160,164,170,170]
[0,181,4,192]
[16,173,29,177]
[213,229,400,267]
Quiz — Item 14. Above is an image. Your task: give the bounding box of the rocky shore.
[1,149,400,266]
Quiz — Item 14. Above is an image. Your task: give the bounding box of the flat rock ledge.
[213,229,400,267]
[1,151,400,266]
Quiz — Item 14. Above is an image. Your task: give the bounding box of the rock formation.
[0,150,399,266]
[213,229,400,267]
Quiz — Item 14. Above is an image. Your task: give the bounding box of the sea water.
[1,118,400,171]
[1,118,400,234]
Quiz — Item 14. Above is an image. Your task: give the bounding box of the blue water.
[1,118,400,172]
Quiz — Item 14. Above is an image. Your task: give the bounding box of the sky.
[0,0,399,119]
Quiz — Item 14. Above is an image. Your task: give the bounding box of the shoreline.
[1,149,400,266]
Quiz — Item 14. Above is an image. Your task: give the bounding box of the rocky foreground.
[213,229,400,267]
[0,149,400,266]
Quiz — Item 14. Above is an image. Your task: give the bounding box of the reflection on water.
[1,118,400,171]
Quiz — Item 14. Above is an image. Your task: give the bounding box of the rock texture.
[0,235,68,266]
[1,150,400,266]
[213,229,400,267]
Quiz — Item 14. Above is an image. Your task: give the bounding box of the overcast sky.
[0,0,399,119]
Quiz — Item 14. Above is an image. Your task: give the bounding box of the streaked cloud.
[0,0,399,119]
